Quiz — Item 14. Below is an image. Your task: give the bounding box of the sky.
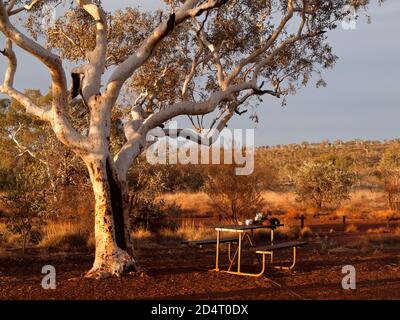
[0,0,399,147]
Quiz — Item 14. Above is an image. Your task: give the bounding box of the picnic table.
[212,223,284,277]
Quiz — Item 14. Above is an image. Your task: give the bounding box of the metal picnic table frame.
[211,223,284,277]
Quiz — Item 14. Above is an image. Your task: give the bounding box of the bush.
[378,146,400,211]
[1,170,49,257]
[130,195,169,231]
[204,162,266,223]
[294,158,356,209]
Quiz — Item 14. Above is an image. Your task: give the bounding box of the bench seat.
[181,237,238,246]
[253,241,307,271]
[254,241,307,253]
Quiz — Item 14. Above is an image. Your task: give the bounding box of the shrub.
[294,158,356,209]
[128,160,182,232]
[378,146,400,211]
[204,162,266,223]
[1,170,49,257]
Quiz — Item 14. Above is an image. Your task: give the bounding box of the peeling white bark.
[84,156,137,278]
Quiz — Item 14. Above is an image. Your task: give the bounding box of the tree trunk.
[84,156,139,278]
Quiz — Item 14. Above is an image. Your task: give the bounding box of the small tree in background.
[1,168,48,258]
[378,145,400,211]
[294,158,356,209]
[204,162,265,223]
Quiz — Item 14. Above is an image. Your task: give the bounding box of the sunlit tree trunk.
[84,156,138,278]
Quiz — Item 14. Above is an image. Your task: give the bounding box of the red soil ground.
[1,222,399,300]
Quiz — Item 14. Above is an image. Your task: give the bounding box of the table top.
[214,224,284,232]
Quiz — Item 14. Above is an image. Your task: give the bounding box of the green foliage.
[378,144,400,170]
[294,158,356,209]
[1,169,49,257]
[378,144,400,211]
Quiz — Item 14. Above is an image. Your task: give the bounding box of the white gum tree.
[0,0,376,278]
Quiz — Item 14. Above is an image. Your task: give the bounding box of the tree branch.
[195,21,226,89]
[114,80,260,176]
[0,2,88,152]
[224,0,295,86]
[7,0,41,16]
[74,0,108,103]
[104,0,230,105]
[0,39,51,121]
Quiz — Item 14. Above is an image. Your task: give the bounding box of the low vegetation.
[1,138,400,254]
[40,222,91,251]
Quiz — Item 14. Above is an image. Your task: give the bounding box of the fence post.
[343,215,346,229]
[301,215,305,229]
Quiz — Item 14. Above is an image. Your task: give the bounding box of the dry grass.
[261,191,302,218]
[160,192,213,217]
[160,220,216,241]
[279,225,314,240]
[335,190,388,220]
[345,224,359,233]
[132,228,153,240]
[344,226,400,252]
[161,190,396,223]
[254,225,314,242]
[1,188,397,252]
[369,210,400,221]
[40,221,90,250]
[367,227,390,234]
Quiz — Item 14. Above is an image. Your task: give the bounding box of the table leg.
[245,232,254,247]
[215,230,220,271]
[238,232,242,273]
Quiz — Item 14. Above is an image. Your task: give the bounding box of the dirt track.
[1,224,399,300]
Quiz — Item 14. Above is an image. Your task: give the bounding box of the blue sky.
[1,0,399,146]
